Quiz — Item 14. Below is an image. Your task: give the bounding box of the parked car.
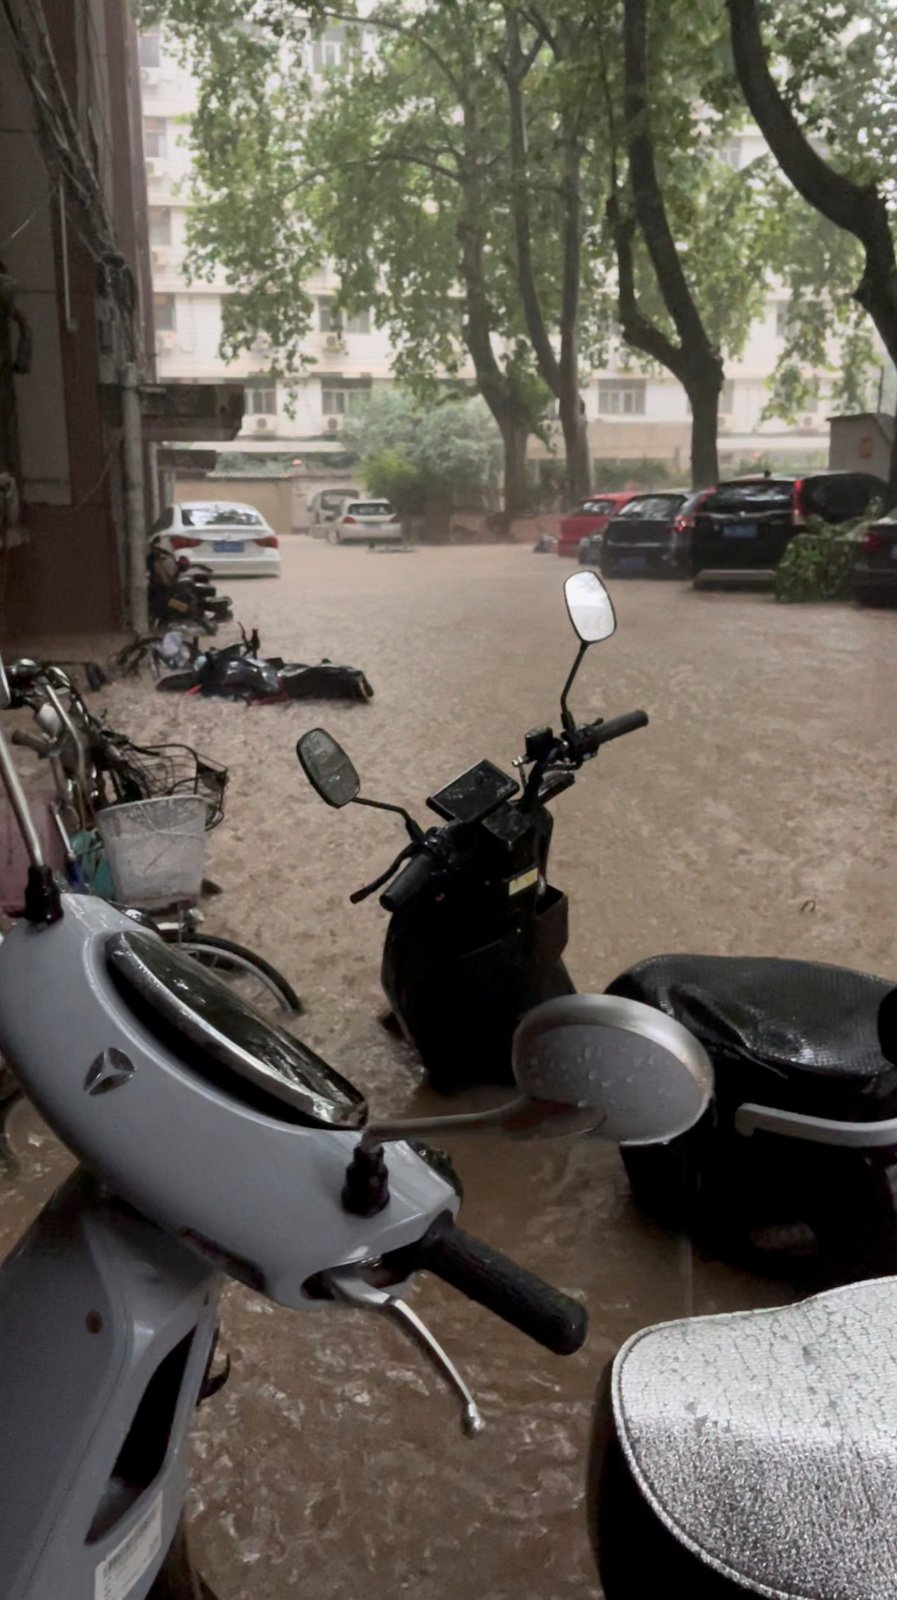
[308,486,361,529]
[854,510,897,605]
[150,502,281,578]
[557,492,637,558]
[691,471,888,586]
[598,488,712,578]
[329,498,403,545]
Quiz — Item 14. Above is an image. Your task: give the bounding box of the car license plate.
[213,540,243,553]
[722,523,757,539]
[618,555,647,571]
[890,545,897,560]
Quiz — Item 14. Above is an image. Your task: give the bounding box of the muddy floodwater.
[3,541,896,1596]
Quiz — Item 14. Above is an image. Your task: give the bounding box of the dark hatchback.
[691,471,887,586]
[597,489,709,578]
[854,512,897,605]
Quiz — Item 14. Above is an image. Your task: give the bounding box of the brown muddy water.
[3,542,896,1596]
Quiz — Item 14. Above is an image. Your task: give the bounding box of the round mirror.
[564,571,616,645]
[297,727,360,809]
[512,994,713,1146]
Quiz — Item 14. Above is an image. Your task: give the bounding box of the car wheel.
[599,552,616,579]
[328,527,340,545]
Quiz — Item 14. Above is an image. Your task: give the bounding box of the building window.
[312,27,346,70]
[321,384,367,416]
[775,303,792,338]
[153,293,176,332]
[139,31,161,69]
[318,297,341,333]
[149,207,171,246]
[345,309,370,334]
[144,117,167,160]
[597,378,646,416]
[719,137,742,170]
[246,384,277,415]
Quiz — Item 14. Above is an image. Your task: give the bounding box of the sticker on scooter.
[508,867,538,896]
[94,1491,162,1600]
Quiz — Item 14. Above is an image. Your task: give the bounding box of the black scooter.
[158,625,375,703]
[298,571,647,1091]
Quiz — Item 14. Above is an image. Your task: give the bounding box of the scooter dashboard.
[105,930,367,1129]
[427,760,519,824]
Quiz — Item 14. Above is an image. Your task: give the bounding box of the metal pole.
[0,729,44,867]
[121,363,149,633]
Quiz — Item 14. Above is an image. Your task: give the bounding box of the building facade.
[139,25,838,509]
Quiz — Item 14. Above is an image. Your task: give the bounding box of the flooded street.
[3,540,896,1597]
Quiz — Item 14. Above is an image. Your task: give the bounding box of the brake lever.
[350,843,416,906]
[323,1267,485,1437]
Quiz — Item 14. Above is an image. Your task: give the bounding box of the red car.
[557,492,638,557]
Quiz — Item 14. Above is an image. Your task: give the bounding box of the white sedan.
[150,501,282,577]
[329,498,403,545]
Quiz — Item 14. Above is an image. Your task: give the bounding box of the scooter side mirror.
[297,728,360,809]
[511,994,713,1145]
[564,570,616,645]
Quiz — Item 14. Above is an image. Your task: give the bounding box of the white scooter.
[0,658,712,1599]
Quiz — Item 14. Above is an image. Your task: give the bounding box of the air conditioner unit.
[155,330,176,351]
[324,333,344,351]
[325,415,342,432]
[151,246,169,267]
[252,333,273,354]
[718,417,733,433]
[140,67,160,85]
[253,415,276,433]
[145,158,162,178]
[799,413,817,430]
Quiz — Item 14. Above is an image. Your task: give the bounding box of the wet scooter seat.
[607,954,897,1122]
[589,1276,897,1599]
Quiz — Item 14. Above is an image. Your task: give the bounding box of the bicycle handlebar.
[387,1213,587,1355]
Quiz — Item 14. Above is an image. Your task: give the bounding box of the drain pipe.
[121,362,148,634]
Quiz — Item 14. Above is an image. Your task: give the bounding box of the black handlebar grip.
[581,708,649,755]
[389,1214,588,1355]
[379,850,435,913]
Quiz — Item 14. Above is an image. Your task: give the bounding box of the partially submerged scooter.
[0,654,713,1598]
[158,623,374,703]
[297,571,646,1090]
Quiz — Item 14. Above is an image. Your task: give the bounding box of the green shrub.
[773,509,878,603]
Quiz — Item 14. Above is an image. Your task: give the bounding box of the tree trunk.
[498,412,529,525]
[559,394,590,501]
[686,378,721,490]
[889,413,897,511]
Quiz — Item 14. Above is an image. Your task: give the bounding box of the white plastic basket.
[95,795,207,909]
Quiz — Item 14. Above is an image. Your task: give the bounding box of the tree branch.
[608,195,686,379]
[727,0,897,366]
[623,0,719,375]
[503,5,560,396]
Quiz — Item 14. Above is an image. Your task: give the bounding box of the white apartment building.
[138,25,840,488]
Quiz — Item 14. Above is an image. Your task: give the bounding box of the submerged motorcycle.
[298,571,647,1090]
[158,624,374,703]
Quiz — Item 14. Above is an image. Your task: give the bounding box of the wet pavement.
[2,541,896,1596]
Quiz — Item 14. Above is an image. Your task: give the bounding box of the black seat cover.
[607,954,897,1122]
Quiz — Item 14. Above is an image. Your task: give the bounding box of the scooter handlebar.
[379,849,436,912]
[388,1214,588,1356]
[577,708,648,757]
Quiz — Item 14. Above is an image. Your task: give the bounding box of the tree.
[727,0,897,498]
[344,389,499,531]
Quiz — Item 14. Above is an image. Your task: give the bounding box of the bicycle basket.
[95,795,207,910]
[101,740,228,829]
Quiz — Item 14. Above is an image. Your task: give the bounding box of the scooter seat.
[607,954,897,1122]
[594,1276,897,1599]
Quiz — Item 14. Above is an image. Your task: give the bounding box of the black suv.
[691,472,887,586]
